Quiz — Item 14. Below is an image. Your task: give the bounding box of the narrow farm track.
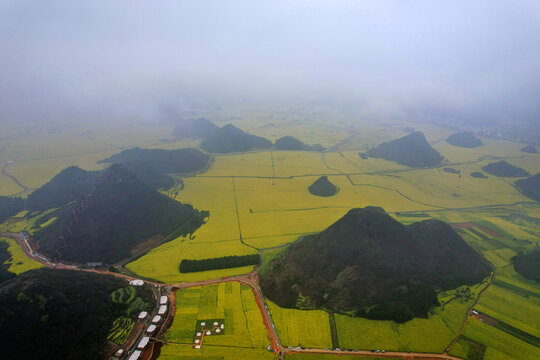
[2,161,32,194]
[2,231,467,360]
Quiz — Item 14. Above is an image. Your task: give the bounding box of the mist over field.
[1,0,540,125]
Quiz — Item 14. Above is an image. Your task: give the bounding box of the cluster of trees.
[179,254,259,273]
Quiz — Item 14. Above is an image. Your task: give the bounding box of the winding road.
[0,231,472,360]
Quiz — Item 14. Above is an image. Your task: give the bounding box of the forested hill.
[35,164,203,263]
[367,131,443,168]
[515,172,540,201]
[274,136,324,151]
[482,160,529,177]
[261,207,491,323]
[446,132,484,148]
[100,147,209,174]
[200,124,272,153]
[172,117,219,139]
[0,269,144,360]
[26,166,99,211]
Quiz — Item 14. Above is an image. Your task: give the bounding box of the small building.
[194,345,201,349]
[146,325,156,333]
[114,349,124,357]
[138,311,148,319]
[158,305,167,315]
[152,315,162,323]
[137,336,150,349]
[128,350,142,360]
[129,279,144,286]
[160,295,168,305]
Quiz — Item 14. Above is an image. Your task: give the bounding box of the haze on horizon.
[1,0,539,125]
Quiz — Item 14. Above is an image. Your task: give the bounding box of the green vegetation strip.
[179,254,259,273]
[107,316,135,345]
[493,280,540,299]
[494,321,540,348]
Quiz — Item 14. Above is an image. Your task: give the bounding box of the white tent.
[160,295,168,305]
[129,279,144,286]
[128,350,142,360]
[146,325,157,333]
[137,336,150,349]
[152,315,162,323]
[158,305,167,315]
[138,311,148,319]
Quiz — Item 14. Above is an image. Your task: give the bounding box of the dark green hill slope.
[0,196,25,223]
[274,136,324,151]
[308,176,338,197]
[367,131,443,168]
[200,124,272,153]
[512,249,540,282]
[446,132,484,148]
[521,144,538,154]
[261,207,490,323]
[482,160,529,177]
[26,166,99,211]
[101,147,209,174]
[36,164,202,263]
[172,117,219,139]
[0,269,150,360]
[515,172,540,201]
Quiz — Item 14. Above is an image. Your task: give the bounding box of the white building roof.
[129,279,144,286]
[137,336,150,349]
[128,350,142,360]
[152,315,162,323]
[114,349,124,356]
[158,305,167,315]
[146,325,157,333]
[138,311,148,319]
[160,295,168,305]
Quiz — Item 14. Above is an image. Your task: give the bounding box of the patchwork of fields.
[2,112,540,359]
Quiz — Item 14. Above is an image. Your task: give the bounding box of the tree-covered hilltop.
[36,164,204,263]
[446,132,484,148]
[200,124,272,153]
[172,117,219,139]
[100,147,209,174]
[26,166,100,211]
[512,249,540,282]
[274,136,324,151]
[367,131,443,168]
[261,207,491,323]
[515,172,540,201]
[308,176,339,197]
[0,269,152,360]
[520,144,538,154]
[482,160,530,177]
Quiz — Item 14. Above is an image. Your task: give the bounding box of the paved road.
[2,231,466,360]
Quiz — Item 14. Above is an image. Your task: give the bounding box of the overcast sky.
[1,0,539,124]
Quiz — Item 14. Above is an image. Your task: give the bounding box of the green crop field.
[454,318,540,360]
[0,236,43,274]
[165,283,269,349]
[158,344,277,360]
